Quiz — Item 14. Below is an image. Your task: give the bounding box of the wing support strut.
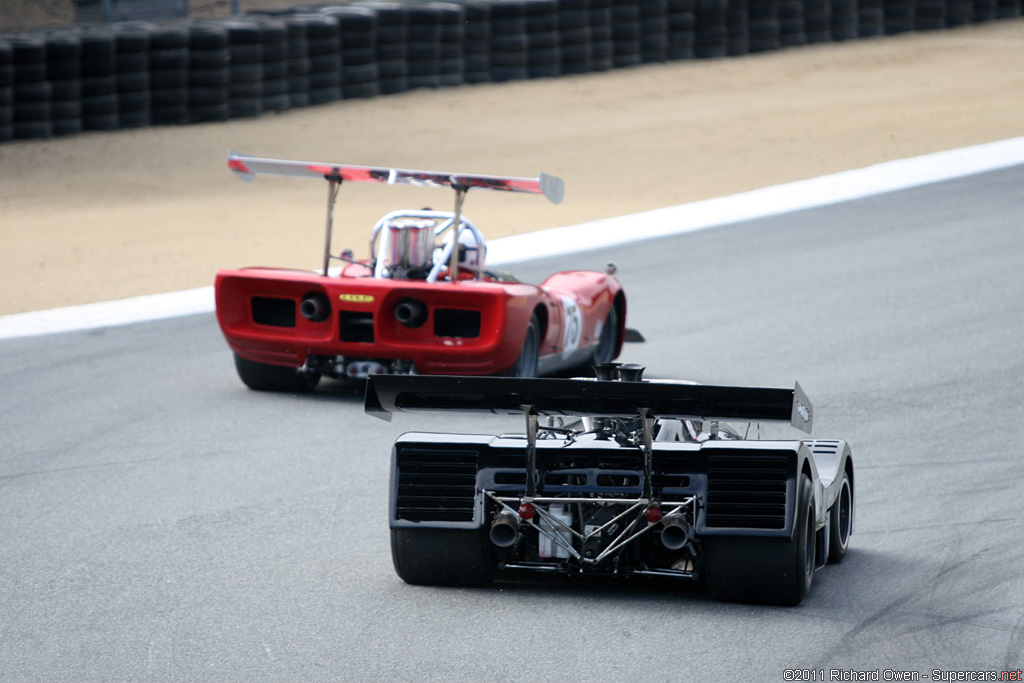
[448,185,468,282]
[323,177,341,276]
[523,405,539,500]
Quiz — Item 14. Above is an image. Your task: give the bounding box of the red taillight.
[518,502,536,520]
[644,505,662,523]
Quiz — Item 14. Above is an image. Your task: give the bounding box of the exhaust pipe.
[299,292,330,322]
[660,515,694,551]
[394,298,427,328]
[617,363,645,382]
[489,510,520,547]
[594,362,621,381]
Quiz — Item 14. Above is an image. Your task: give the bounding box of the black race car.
[365,364,854,605]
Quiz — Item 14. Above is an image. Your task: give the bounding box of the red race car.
[215,151,641,392]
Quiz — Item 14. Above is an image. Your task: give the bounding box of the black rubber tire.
[593,304,621,366]
[569,304,619,376]
[391,529,495,587]
[827,470,853,564]
[150,47,189,70]
[13,120,52,139]
[228,97,263,118]
[504,314,540,377]
[706,474,815,606]
[52,117,82,137]
[233,353,320,393]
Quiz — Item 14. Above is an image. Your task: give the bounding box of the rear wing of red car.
[226,150,564,277]
[365,375,813,434]
[227,151,565,204]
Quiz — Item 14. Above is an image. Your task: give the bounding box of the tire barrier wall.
[0,0,1021,142]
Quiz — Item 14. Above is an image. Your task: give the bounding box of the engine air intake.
[704,451,791,529]
[395,446,480,522]
[251,296,295,327]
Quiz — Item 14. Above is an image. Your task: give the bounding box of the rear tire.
[503,314,540,378]
[827,471,853,564]
[391,529,495,587]
[569,304,620,376]
[706,474,815,606]
[233,353,320,392]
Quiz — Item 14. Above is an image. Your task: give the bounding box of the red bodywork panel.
[215,265,624,376]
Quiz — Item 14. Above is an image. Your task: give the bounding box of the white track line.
[2,136,1023,341]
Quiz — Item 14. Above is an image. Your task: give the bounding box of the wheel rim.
[836,478,852,550]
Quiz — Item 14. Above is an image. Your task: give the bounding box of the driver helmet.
[457,229,486,272]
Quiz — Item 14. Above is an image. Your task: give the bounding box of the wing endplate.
[365,375,812,433]
[227,151,563,203]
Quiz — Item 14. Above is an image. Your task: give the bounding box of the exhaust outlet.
[394,298,427,328]
[617,363,645,382]
[489,510,521,547]
[299,292,330,322]
[660,515,694,551]
[594,362,621,381]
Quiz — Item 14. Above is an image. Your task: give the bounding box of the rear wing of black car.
[365,375,813,434]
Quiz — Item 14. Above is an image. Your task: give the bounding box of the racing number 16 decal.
[560,296,582,358]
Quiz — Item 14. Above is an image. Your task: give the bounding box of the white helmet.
[457,229,486,272]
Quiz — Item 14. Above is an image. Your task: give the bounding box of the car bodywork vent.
[395,446,479,522]
[705,451,791,529]
[434,309,481,338]
[807,440,842,456]
[340,310,374,342]
[252,296,295,327]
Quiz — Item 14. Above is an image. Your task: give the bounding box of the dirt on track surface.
[1,19,1022,316]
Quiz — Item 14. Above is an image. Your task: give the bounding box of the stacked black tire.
[281,15,311,108]
[589,0,615,71]
[831,0,860,39]
[186,22,229,123]
[748,0,780,51]
[694,0,729,58]
[461,0,491,84]
[777,0,806,46]
[944,0,974,24]
[324,6,381,98]
[0,39,12,142]
[149,23,189,125]
[114,23,152,128]
[640,0,670,63]
[406,3,444,89]
[914,0,947,30]
[611,0,643,67]
[221,20,262,119]
[525,0,561,78]
[995,0,1021,17]
[302,14,341,105]
[489,0,529,82]
[353,1,410,94]
[79,29,120,131]
[667,0,697,59]
[10,35,52,139]
[1,2,1022,144]
[437,3,467,87]
[803,0,832,42]
[726,0,750,56]
[858,0,886,35]
[558,0,592,75]
[43,32,82,137]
